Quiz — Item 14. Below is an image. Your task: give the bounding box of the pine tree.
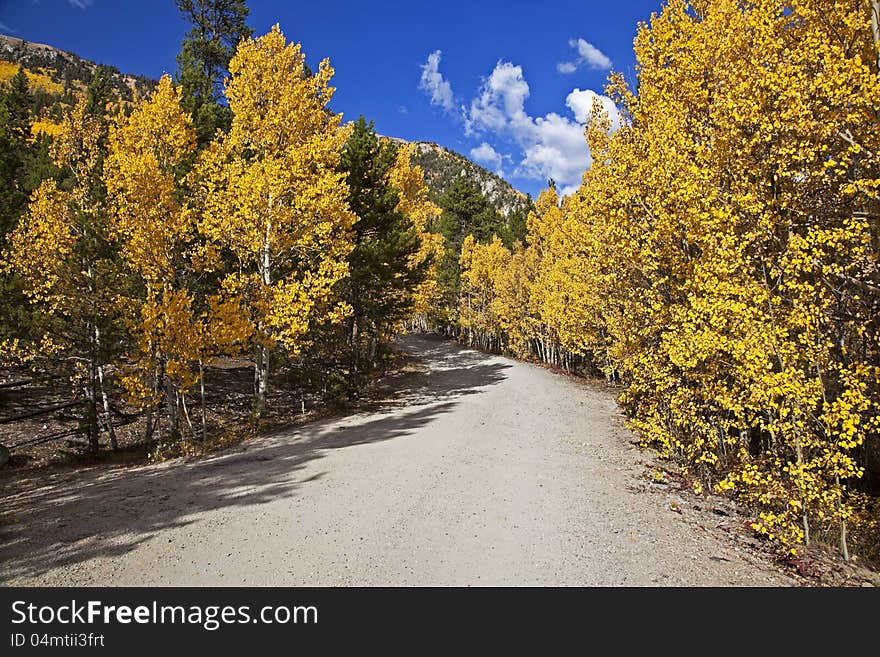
[501,195,533,248]
[338,117,426,393]
[0,66,34,236]
[175,0,252,145]
[435,175,502,320]
[4,66,32,144]
[84,65,115,120]
[0,65,62,364]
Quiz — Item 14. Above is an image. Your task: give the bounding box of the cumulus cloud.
[465,61,530,136]
[517,114,591,195]
[419,50,456,113]
[565,88,621,131]
[557,37,612,74]
[463,60,620,194]
[470,142,505,175]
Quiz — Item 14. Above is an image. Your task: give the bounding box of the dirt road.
[0,335,792,586]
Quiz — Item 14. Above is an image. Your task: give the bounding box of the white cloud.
[0,21,14,34]
[470,142,505,175]
[463,60,619,194]
[69,0,94,8]
[565,88,621,131]
[466,61,530,136]
[557,37,612,74]
[419,50,456,113]
[517,113,590,193]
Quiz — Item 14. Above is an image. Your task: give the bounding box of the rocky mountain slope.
[404,140,528,217]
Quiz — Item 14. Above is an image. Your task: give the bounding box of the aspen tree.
[388,143,445,331]
[196,25,354,417]
[105,75,201,441]
[450,0,880,557]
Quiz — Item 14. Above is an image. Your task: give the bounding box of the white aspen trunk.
[180,392,194,437]
[94,323,117,450]
[96,363,117,450]
[84,259,99,453]
[795,433,810,546]
[83,366,98,454]
[349,317,359,396]
[872,2,880,73]
[255,196,273,416]
[163,361,178,440]
[255,343,269,416]
[144,283,160,443]
[836,474,849,561]
[199,359,207,441]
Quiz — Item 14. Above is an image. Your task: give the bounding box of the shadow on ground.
[0,334,509,582]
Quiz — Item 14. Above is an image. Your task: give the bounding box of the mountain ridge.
[0,33,527,216]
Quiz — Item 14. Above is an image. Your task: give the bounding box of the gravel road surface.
[0,334,792,585]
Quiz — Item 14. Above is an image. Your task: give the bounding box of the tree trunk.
[199,359,207,441]
[145,337,158,443]
[163,361,178,441]
[180,392,194,438]
[83,367,99,454]
[93,324,117,450]
[96,363,117,450]
[348,315,360,398]
[795,433,810,546]
[255,195,273,417]
[84,321,99,454]
[254,343,269,416]
[145,404,154,442]
[836,474,849,561]
[872,1,880,73]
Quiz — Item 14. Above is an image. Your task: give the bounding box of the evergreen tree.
[0,66,62,364]
[435,175,502,315]
[0,66,34,235]
[501,195,534,249]
[4,66,32,144]
[175,0,252,145]
[84,65,114,119]
[339,116,426,394]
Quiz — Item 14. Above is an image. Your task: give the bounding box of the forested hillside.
[0,34,156,136]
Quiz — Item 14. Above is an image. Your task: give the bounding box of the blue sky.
[0,0,655,196]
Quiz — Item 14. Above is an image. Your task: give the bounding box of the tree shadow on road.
[0,334,509,582]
